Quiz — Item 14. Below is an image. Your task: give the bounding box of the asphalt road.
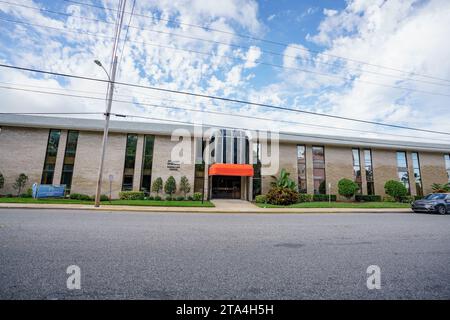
[0,208,449,299]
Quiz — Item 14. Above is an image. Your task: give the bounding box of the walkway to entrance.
[210,199,259,211]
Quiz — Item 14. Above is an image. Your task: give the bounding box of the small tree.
[338,178,359,200]
[270,168,296,191]
[179,176,191,197]
[432,183,450,193]
[151,177,163,196]
[384,180,408,201]
[164,176,176,197]
[0,172,4,190]
[13,173,28,196]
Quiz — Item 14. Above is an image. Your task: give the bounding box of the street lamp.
[93,56,118,207]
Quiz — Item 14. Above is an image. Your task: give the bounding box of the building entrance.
[211,176,241,199]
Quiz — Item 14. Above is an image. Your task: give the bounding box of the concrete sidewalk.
[0,201,411,214]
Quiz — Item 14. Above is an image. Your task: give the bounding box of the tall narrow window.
[122,134,138,191]
[41,129,61,184]
[194,138,206,193]
[312,146,326,194]
[222,129,227,164]
[411,152,423,196]
[364,149,374,195]
[60,130,79,192]
[140,135,155,193]
[252,141,262,198]
[445,154,450,183]
[297,145,307,193]
[352,148,362,194]
[396,151,410,193]
[233,136,238,164]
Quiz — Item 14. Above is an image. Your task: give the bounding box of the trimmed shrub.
[20,188,33,198]
[119,191,145,200]
[382,195,396,202]
[297,193,313,203]
[165,196,173,201]
[255,195,267,203]
[384,180,408,201]
[164,176,176,197]
[13,173,28,196]
[192,192,202,201]
[154,196,162,201]
[70,193,92,201]
[355,195,382,202]
[266,187,299,206]
[147,196,154,200]
[100,194,109,201]
[176,196,185,201]
[414,195,423,201]
[151,177,163,196]
[313,194,337,202]
[399,195,415,203]
[338,178,359,199]
[179,176,191,197]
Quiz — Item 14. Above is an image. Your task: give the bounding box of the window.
[396,151,410,193]
[122,134,138,191]
[252,141,261,198]
[364,149,374,195]
[312,146,326,194]
[352,148,362,194]
[60,131,79,192]
[140,135,155,193]
[41,129,61,184]
[297,145,307,193]
[411,152,423,196]
[233,136,238,164]
[445,154,450,183]
[194,138,206,193]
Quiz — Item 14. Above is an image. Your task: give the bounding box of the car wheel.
[436,205,447,215]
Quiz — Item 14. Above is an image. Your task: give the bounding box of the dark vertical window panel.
[41,129,61,184]
[411,152,423,197]
[122,134,138,191]
[245,138,249,164]
[396,151,410,193]
[312,146,326,194]
[364,149,374,195]
[140,135,155,193]
[60,130,79,192]
[222,129,227,164]
[233,136,238,164]
[297,145,307,193]
[252,141,262,198]
[352,148,362,194]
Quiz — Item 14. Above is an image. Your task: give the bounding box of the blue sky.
[0,0,449,143]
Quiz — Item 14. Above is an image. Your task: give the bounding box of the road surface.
[0,208,449,299]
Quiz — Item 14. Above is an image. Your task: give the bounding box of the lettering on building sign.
[167,160,181,171]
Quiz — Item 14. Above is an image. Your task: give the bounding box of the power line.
[1,81,450,143]
[117,0,136,79]
[1,62,449,136]
[60,0,450,84]
[1,0,449,88]
[5,79,449,142]
[3,17,450,98]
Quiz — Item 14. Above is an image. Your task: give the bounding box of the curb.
[0,204,412,214]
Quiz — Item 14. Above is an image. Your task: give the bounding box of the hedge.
[355,195,382,202]
[69,193,92,201]
[313,194,337,202]
[255,195,267,203]
[119,191,145,200]
[297,193,313,203]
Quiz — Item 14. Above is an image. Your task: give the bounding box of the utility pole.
[94,56,118,207]
[94,0,127,207]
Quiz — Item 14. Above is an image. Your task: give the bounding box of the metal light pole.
[94,57,118,207]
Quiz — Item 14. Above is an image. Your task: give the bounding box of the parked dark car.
[412,193,450,214]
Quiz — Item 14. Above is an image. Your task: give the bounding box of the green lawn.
[256,201,411,209]
[0,197,214,207]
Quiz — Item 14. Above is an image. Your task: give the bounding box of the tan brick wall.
[372,149,398,196]
[151,135,195,197]
[420,152,448,195]
[325,146,354,199]
[70,131,126,199]
[0,126,48,195]
[261,142,297,195]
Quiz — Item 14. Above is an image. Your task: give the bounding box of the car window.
[425,194,446,200]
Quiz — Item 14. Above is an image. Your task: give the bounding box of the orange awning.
[209,164,254,177]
